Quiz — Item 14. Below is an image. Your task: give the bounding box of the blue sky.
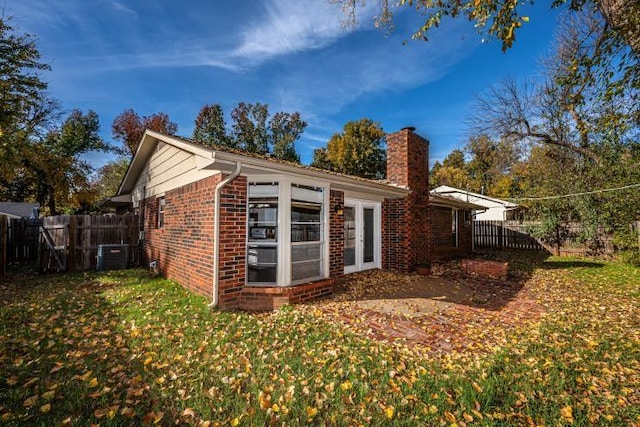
[9,0,559,169]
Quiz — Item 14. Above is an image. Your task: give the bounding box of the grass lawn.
[0,255,638,426]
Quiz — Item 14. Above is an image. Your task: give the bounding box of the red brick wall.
[217,176,248,310]
[430,206,473,260]
[241,279,334,311]
[143,175,219,297]
[143,174,334,311]
[382,198,410,271]
[385,128,431,268]
[329,190,344,278]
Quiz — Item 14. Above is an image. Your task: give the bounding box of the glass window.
[157,197,165,228]
[452,209,459,247]
[343,206,356,267]
[291,184,324,282]
[248,183,278,284]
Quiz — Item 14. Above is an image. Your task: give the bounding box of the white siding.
[131,142,217,206]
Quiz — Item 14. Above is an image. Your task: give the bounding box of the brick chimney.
[384,127,430,269]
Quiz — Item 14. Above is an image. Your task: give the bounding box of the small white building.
[430,185,518,221]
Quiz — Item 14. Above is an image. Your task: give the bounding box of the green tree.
[310,147,333,171]
[231,102,269,154]
[37,109,110,214]
[314,118,386,179]
[0,17,51,139]
[192,104,230,148]
[268,111,306,163]
[112,109,178,157]
[93,157,131,201]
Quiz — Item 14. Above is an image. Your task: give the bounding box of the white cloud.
[111,1,137,15]
[231,0,372,64]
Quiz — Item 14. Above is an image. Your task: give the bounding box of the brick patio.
[308,269,544,355]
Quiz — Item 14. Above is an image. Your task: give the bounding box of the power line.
[507,183,640,201]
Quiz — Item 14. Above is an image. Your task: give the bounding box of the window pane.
[248,182,279,285]
[249,182,278,197]
[292,260,322,281]
[344,206,356,267]
[291,224,321,242]
[363,208,374,263]
[291,203,321,222]
[291,184,324,282]
[292,243,321,262]
[248,244,277,284]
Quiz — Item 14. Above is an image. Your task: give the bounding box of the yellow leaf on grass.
[429,405,438,414]
[80,370,93,381]
[61,417,72,426]
[306,406,318,418]
[23,395,38,407]
[230,417,240,426]
[561,405,574,423]
[88,378,99,388]
[385,406,394,419]
[39,404,51,413]
[144,357,153,366]
[340,380,353,391]
[445,411,456,423]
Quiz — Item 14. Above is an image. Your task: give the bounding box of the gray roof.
[0,202,40,218]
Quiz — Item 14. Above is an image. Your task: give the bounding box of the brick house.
[115,127,479,310]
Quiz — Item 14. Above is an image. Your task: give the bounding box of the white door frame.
[344,198,381,274]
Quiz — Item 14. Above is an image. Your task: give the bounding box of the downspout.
[209,162,242,309]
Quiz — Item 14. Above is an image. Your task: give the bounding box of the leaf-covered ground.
[0,253,638,426]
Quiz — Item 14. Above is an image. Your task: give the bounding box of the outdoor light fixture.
[335,203,344,215]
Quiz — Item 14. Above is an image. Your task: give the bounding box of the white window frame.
[343,198,381,274]
[157,196,165,228]
[246,176,330,287]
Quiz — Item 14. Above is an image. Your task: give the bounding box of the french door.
[344,200,380,273]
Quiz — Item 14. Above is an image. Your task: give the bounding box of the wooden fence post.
[0,215,7,280]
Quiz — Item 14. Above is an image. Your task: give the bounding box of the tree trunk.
[47,187,57,216]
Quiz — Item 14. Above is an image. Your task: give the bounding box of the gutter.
[209,162,242,309]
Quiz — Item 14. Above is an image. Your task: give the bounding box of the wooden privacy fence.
[7,217,41,263]
[474,220,623,256]
[474,221,546,251]
[0,215,6,279]
[39,215,139,273]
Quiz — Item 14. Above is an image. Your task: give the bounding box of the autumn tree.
[333,0,639,54]
[192,104,230,148]
[312,118,386,179]
[430,149,472,190]
[112,109,178,157]
[465,9,639,247]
